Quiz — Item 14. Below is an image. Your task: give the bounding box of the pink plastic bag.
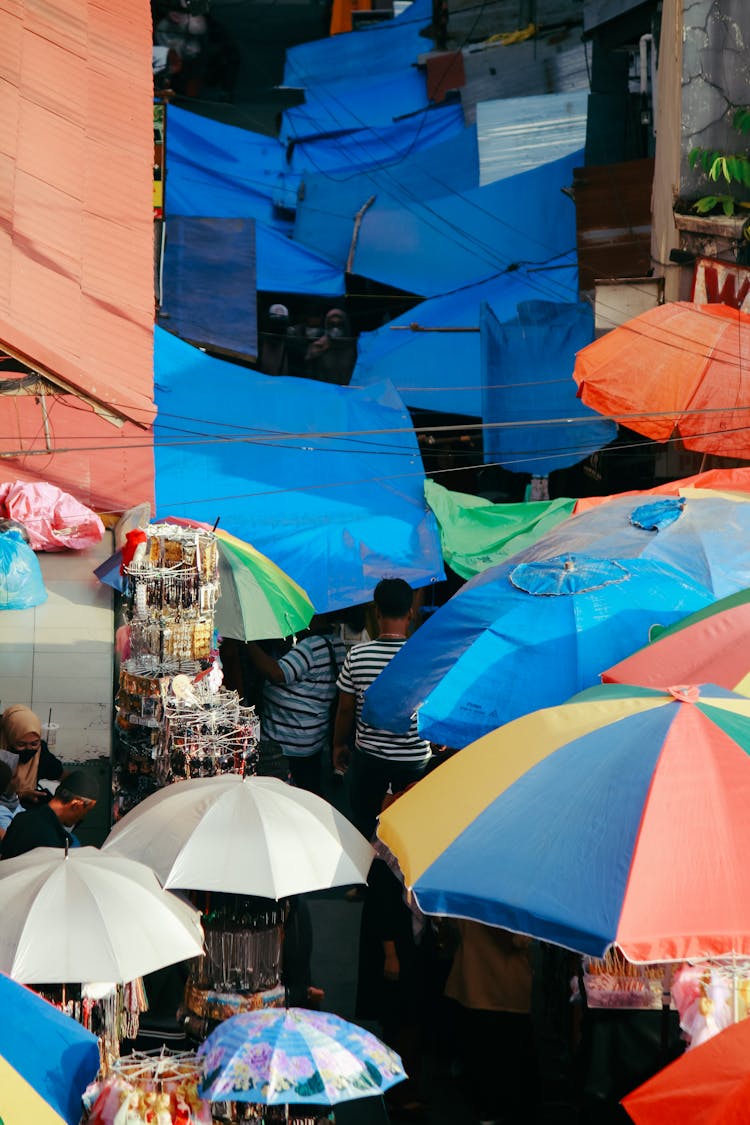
[0,480,105,551]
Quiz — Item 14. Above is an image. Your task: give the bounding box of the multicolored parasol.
[377,682,750,962]
[603,588,750,694]
[95,517,315,640]
[198,1007,406,1105]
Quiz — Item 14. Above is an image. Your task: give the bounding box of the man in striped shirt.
[334,578,431,838]
[248,618,346,795]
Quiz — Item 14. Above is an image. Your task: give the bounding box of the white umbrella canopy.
[103,775,374,899]
[0,846,205,984]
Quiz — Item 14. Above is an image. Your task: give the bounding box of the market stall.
[113,522,260,818]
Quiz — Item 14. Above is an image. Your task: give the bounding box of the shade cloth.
[283,0,432,85]
[293,120,477,268]
[482,299,616,475]
[351,150,582,296]
[165,105,289,229]
[351,255,580,416]
[153,328,444,612]
[424,480,576,578]
[159,217,258,357]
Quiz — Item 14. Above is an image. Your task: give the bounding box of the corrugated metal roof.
[460,38,589,125]
[0,0,155,429]
[476,90,588,185]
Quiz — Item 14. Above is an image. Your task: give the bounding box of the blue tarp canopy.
[161,215,343,301]
[293,122,477,267]
[481,299,617,475]
[159,217,258,358]
[289,103,464,180]
[165,106,290,231]
[351,256,579,416]
[256,221,344,294]
[281,68,431,143]
[153,328,445,612]
[351,149,583,296]
[283,0,432,85]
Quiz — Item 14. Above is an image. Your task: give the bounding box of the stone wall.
[681,0,750,199]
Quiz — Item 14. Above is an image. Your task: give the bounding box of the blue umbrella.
[517,494,750,600]
[362,553,715,749]
[0,972,100,1125]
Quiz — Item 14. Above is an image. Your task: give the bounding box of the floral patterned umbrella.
[197,1008,406,1106]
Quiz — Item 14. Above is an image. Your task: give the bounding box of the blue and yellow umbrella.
[378,682,750,963]
[0,973,100,1125]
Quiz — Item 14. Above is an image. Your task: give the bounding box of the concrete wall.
[0,532,115,766]
[681,0,750,198]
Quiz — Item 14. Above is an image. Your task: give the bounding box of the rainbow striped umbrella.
[0,973,99,1125]
[603,588,750,695]
[94,518,315,640]
[378,682,750,962]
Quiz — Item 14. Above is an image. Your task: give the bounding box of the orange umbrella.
[573,466,750,514]
[574,302,750,459]
[622,1018,750,1125]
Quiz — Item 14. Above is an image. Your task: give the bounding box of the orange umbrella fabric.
[622,1017,750,1125]
[573,466,750,515]
[574,303,750,459]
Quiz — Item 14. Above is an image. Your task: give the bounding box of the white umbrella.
[0,846,204,983]
[103,775,374,899]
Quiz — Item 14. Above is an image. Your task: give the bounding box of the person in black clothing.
[0,770,99,860]
[304,308,356,386]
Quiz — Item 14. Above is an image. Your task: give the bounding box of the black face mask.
[16,748,38,764]
[268,317,289,336]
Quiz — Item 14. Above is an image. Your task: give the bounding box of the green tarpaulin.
[425,480,576,579]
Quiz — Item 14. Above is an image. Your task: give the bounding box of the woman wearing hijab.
[0,704,64,803]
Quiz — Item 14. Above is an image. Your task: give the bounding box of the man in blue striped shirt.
[248,618,346,795]
[334,578,431,838]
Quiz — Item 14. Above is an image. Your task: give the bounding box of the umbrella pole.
[733,950,739,1023]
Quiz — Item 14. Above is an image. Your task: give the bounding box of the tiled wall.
[0,532,115,765]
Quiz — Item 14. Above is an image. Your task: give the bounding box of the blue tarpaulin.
[165,106,290,231]
[293,122,477,267]
[153,328,445,612]
[281,68,431,143]
[482,300,617,475]
[288,103,465,179]
[256,221,344,295]
[160,215,343,306]
[351,255,579,416]
[159,217,258,357]
[351,149,583,296]
[164,102,464,231]
[283,0,432,85]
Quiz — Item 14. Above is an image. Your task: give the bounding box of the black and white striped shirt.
[337,638,431,762]
[262,634,346,757]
